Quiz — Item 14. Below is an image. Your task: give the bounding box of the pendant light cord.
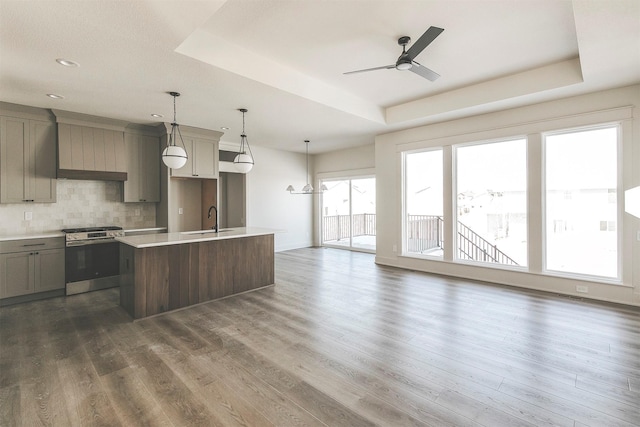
[172,93,177,124]
[306,140,310,185]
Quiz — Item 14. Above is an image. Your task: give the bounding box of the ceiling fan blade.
[409,61,440,81]
[406,26,444,60]
[343,64,395,75]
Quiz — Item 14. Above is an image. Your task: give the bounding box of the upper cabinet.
[0,104,57,203]
[124,126,161,203]
[170,137,219,179]
[164,125,222,179]
[53,110,128,181]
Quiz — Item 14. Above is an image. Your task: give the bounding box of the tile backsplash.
[0,180,156,236]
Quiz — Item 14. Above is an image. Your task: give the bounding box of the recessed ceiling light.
[151,113,164,118]
[221,127,229,130]
[56,58,79,67]
[46,93,64,99]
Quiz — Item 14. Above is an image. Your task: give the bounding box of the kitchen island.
[117,227,275,319]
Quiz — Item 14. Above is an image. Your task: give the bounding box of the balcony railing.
[406,215,443,253]
[322,213,376,242]
[323,213,518,266]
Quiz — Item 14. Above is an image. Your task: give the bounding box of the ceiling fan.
[344,26,444,81]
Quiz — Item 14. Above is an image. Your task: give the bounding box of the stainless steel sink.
[180,228,235,235]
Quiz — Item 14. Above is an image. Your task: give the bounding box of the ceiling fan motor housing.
[397,36,411,46]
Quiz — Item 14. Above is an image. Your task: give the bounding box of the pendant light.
[286,140,328,194]
[234,108,254,173]
[161,91,188,169]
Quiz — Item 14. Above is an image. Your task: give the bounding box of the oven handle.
[66,239,119,247]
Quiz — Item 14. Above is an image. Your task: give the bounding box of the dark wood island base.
[119,234,274,319]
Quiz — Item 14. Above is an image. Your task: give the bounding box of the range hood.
[53,109,128,181]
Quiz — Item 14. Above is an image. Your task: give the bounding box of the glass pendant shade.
[302,183,313,192]
[162,144,188,169]
[234,152,254,173]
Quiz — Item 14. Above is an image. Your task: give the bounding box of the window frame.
[451,136,529,271]
[541,122,623,283]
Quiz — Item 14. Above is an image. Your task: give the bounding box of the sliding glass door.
[321,177,376,252]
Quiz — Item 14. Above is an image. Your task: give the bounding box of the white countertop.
[0,226,166,242]
[115,227,278,248]
[0,232,64,242]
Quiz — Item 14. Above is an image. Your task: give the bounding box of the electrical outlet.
[24,211,32,221]
[576,285,589,293]
[178,208,183,215]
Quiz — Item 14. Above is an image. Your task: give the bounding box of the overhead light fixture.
[46,93,64,99]
[286,140,328,194]
[234,108,254,173]
[161,91,188,169]
[56,58,79,67]
[151,113,164,118]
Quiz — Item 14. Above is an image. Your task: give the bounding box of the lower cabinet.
[0,238,65,299]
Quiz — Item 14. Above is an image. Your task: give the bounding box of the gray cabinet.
[124,133,160,202]
[171,137,218,179]
[0,237,65,299]
[0,117,57,203]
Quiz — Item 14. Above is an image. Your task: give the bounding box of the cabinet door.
[0,252,34,298]
[169,138,194,178]
[140,135,160,202]
[0,117,28,203]
[123,133,141,202]
[35,248,65,292]
[30,120,56,203]
[0,118,55,203]
[193,139,217,179]
[124,134,160,202]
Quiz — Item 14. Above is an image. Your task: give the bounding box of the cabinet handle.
[139,199,146,202]
[22,199,34,202]
[192,174,198,177]
[22,243,45,247]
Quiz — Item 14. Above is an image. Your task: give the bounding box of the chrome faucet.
[207,205,219,232]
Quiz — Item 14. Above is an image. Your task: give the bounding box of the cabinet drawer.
[0,237,64,254]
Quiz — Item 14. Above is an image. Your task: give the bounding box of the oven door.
[65,241,120,283]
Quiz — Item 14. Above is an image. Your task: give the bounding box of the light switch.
[24,211,32,221]
[178,208,183,215]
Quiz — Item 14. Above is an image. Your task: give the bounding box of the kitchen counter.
[116,227,277,248]
[0,232,64,242]
[118,227,275,319]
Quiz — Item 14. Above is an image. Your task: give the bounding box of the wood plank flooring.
[1,247,639,426]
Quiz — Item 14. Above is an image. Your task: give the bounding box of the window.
[321,177,376,252]
[404,149,444,257]
[455,139,527,266]
[544,126,619,279]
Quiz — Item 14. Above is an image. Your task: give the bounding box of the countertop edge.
[0,232,65,242]
[116,227,279,249]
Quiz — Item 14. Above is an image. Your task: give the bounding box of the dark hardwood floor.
[1,247,639,426]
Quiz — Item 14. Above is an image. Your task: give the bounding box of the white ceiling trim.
[176,28,385,124]
[386,58,584,124]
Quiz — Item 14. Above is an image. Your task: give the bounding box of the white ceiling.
[0,0,638,154]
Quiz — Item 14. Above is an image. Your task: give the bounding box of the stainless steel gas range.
[61,226,125,295]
